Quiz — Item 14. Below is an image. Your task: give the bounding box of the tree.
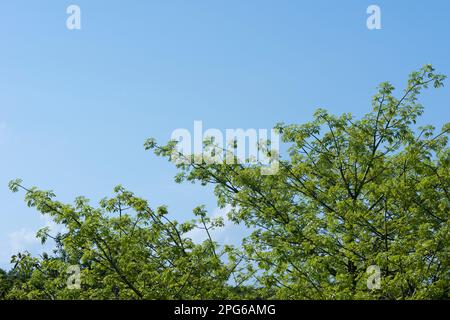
[0,268,13,299]
[148,65,449,299]
[5,184,246,299]
[6,65,449,300]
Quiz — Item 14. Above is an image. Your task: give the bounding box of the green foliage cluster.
[2,66,449,299]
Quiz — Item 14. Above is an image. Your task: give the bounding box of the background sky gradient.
[1,0,449,268]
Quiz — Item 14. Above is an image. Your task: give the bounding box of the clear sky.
[1,0,449,269]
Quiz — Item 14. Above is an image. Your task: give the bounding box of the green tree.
[149,65,449,299]
[0,268,13,298]
[5,183,246,299]
[6,65,449,300]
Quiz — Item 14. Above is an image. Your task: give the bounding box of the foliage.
[3,184,246,299]
[148,65,449,299]
[4,65,449,299]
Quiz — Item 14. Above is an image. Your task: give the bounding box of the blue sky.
[1,0,449,269]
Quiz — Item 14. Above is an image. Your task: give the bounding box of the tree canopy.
[2,65,449,300]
